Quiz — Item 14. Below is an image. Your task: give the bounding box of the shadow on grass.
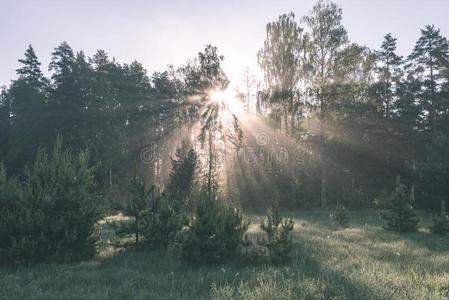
[2,209,446,299]
[292,234,392,300]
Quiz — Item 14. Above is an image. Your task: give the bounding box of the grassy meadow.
[1,209,448,300]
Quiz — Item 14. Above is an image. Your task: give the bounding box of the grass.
[1,209,449,299]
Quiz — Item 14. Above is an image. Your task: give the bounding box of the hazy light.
[209,88,245,116]
[209,90,225,103]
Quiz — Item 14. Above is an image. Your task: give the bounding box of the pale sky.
[1,0,449,87]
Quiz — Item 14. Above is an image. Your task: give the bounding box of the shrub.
[138,143,197,250]
[165,141,197,211]
[140,193,186,250]
[330,204,349,227]
[382,184,419,233]
[0,164,24,264]
[122,174,154,244]
[258,203,294,262]
[240,233,253,258]
[0,137,102,265]
[430,212,449,235]
[178,192,249,264]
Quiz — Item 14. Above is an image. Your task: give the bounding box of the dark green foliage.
[417,134,449,210]
[374,33,403,118]
[0,164,23,264]
[151,70,182,98]
[1,9,449,218]
[180,45,229,95]
[330,204,349,227]
[430,212,449,235]
[240,233,253,258]
[0,137,102,265]
[382,184,419,233]
[122,175,153,243]
[138,143,197,250]
[6,45,50,172]
[140,193,185,250]
[179,192,249,264]
[407,25,448,134]
[258,203,295,262]
[0,90,10,161]
[165,141,197,211]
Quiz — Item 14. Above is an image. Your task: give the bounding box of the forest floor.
[1,209,449,299]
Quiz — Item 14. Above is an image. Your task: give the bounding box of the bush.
[330,204,349,227]
[178,192,249,264]
[430,212,449,235]
[140,193,186,250]
[382,184,419,233]
[122,174,154,244]
[258,203,294,262]
[0,137,102,265]
[138,143,197,250]
[165,141,197,211]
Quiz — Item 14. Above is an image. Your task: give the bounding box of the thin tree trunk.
[320,92,327,208]
[321,163,327,207]
[135,215,139,243]
[109,166,112,188]
[429,46,436,136]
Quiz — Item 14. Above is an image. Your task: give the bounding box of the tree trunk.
[109,166,112,188]
[319,88,327,208]
[135,215,139,243]
[429,48,436,136]
[321,163,327,207]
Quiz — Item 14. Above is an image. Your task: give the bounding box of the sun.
[209,90,225,103]
[208,89,245,116]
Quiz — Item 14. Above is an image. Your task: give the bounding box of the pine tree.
[165,141,197,210]
[48,42,88,152]
[178,162,248,264]
[0,89,10,159]
[7,45,50,172]
[49,42,76,87]
[123,174,153,244]
[140,144,196,250]
[0,136,102,265]
[139,191,185,250]
[382,183,419,233]
[417,133,449,211]
[407,25,449,135]
[258,202,295,262]
[16,45,49,89]
[178,190,249,263]
[330,204,349,227]
[375,33,403,118]
[430,212,449,235]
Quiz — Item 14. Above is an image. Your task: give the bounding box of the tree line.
[255,0,449,211]
[0,42,227,207]
[1,0,449,212]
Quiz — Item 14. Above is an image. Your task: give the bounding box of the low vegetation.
[330,204,349,228]
[1,210,449,300]
[1,0,449,298]
[0,137,102,265]
[382,184,420,233]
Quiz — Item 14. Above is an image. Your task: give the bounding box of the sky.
[1,0,449,88]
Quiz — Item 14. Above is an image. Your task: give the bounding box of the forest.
[1,0,449,299]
